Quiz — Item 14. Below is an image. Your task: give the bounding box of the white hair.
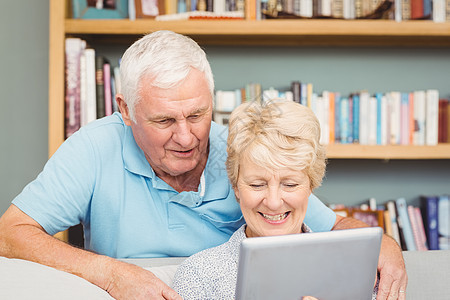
[119,30,214,121]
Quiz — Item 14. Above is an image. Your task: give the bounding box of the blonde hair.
[226,99,326,190]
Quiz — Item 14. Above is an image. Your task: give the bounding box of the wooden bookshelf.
[326,144,450,159]
[49,0,450,160]
[64,19,450,46]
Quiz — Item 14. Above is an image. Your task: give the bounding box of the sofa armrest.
[403,250,450,300]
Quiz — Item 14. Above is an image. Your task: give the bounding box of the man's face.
[120,68,213,178]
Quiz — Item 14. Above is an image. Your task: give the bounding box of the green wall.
[0,1,49,215]
[1,1,449,216]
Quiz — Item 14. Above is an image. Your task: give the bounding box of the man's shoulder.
[209,121,229,145]
[81,112,125,134]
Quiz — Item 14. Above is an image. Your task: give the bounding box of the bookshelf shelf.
[326,144,450,159]
[65,19,450,46]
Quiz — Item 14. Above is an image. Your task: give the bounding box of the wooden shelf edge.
[326,144,450,159]
[64,19,450,46]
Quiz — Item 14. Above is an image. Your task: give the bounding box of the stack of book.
[213,82,449,146]
[72,0,450,22]
[331,195,450,251]
[64,38,120,138]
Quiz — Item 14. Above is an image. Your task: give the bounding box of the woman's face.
[234,157,312,238]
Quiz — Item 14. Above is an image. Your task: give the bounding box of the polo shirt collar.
[122,124,155,179]
[122,121,231,203]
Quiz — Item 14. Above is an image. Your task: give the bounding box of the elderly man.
[0,30,407,299]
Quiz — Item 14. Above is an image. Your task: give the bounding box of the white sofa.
[1,251,449,299]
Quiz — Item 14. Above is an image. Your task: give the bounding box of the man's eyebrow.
[189,106,209,115]
[149,107,210,121]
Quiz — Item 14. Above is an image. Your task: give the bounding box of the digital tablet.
[235,227,382,300]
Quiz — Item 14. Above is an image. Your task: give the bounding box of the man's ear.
[116,94,132,126]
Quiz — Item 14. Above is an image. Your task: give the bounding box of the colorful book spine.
[64,38,85,138]
[347,95,354,143]
[340,96,350,144]
[84,48,97,125]
[426,89,439,145]
[359,91,370,145]
[95,56,106,119]
[414,206,429,250]
[400,92,410,145]
[329,92,336,144]
[291,81,301,104]
[438,195,449,239]
[352,93,360,143]
[330,93,342,143]
[413,90,426,145]
[301,83,308,107]
[408,205,427,251]
[368,96,377,145]
[103,63,113,116]
[421,195,440,250]
[395,197,416,251]
[386,200,402,247]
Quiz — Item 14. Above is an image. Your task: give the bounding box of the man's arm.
[333,215,408,300]
[0,205,181,300]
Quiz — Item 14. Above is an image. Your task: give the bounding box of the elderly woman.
[172,99,377,299]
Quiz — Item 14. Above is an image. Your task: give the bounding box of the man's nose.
[172,121,194,147]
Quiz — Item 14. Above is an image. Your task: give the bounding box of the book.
[408,205,428,251]
[291,81,301,104]
[400,92,410,145]
[413,90,426,145]
[414,206,429,250]
[347,95,354,143]
[368,96,377,145]
[329,92,336,144]
[79,48,87,127]
[421,195,440,250]
[425,89,439,145]
[103,62,113,116]
[410,0,424,18]
[84,48,97,126]
[433,0,446,21]
[300,83,307,107]
[386,200,402,247]
[408,92,414,144]
[438,195,449,239]
[216,90,237,111]
[352,93,360,143]
[402,0,411,19]
[340,96,351,144]
[395,197,416,251]
[390,92,402,144]
[359,91,370,145]
[438,99,449,143]
[95,56,106,119]
[64,38,86,138]
[306,83,313,108]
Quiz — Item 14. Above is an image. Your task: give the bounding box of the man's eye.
[188,114,201,121]
[158,119,171,124]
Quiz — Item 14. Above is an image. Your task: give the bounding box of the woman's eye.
[284,183,299,188]
[250,184,265,189]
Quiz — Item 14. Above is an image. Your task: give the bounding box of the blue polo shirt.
[13,113,335,258]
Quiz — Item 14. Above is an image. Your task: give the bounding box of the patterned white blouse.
[172,224,378,300]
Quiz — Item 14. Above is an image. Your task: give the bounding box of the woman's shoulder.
[175,225,245,278]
